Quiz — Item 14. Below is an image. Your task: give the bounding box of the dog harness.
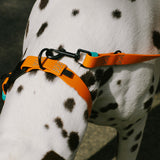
[1,48,160,116]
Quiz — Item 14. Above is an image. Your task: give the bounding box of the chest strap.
[2,56,92,117]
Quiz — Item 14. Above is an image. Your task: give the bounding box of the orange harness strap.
[82,52,160,68]
[21,56,92,116]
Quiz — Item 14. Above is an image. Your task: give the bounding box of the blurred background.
[0,0,160,159]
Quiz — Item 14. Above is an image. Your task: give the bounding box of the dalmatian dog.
[0,0,160,159]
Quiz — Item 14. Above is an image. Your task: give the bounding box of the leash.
[1,48,160,117]
[81,50,160,68]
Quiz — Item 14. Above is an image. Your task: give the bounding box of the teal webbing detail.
[90,52,98,57]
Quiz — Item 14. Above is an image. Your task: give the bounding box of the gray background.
[0,1,160,159]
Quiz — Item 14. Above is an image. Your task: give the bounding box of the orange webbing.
[82,53,160,68]
[21,56,92,116]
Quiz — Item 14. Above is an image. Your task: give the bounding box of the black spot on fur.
[25,20,29,37]
[127,129,134,136]
[90,90,97,101]
[39,0,49,10]
[153,31,160,49]
[117,80,121,85]
[95,69,104,81]
[72,9,80,16]
[45,72,56,82]
[68,132,79,151]
[144,98,153,110]
[64,98,75,112]
[100,67,113,87]
[130,144,138,152]
[29,69,38,75]
[100,103,118,113]
[124,124,133,130]
[135,131,142,141]
[62,130,68,138]
[80,71,96,88]
[149,85,154,94]
[58,45,66,52]
[130,0,136,2]
[37,22,48,37]
[55,45,66,60]
[17,85,23,93]
[55,117,63,128]
[42,150,65,160]
[84,110,88,121]
[44,124,49,129]
[112,9,122,19]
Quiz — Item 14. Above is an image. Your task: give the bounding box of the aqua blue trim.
[90,52,99,57]
[2,91,6,101]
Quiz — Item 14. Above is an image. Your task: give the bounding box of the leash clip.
[38,48,82,69]
[46,48,81,61]
[38,48,96,69]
